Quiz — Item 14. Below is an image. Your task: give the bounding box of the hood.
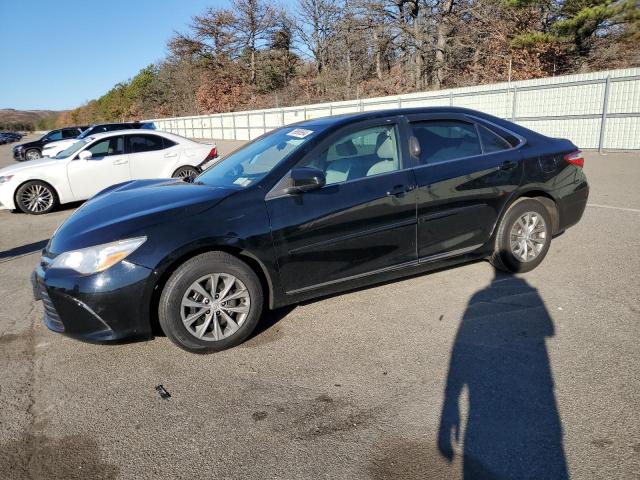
[43,139,75,150]
[49,179,236,254]
[0,157,65,175]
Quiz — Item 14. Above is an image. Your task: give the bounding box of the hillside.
[0,108,61,124]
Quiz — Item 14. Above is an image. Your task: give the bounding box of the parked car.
[0,130,216,214]
[1,132,23,143]
[31,107,589,353]
[42,121,155,158]
[13,127,88,161]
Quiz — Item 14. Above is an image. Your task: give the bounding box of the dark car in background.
[40,121,156,158]
[0,132,23,144]
[33,107,589,354]
[13,126,88,161]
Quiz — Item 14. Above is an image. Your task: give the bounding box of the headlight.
[0,175,14,184]
[49,237,146,275]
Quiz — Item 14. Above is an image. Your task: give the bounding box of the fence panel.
[149,67,640,150]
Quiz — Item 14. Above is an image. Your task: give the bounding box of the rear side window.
[478,125,511,153]
[127,134,165,153]
[62,129,79,139]
[411,120,481,164]
[87,136,124,158]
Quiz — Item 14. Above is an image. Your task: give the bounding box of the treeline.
[0,122,34,132]
[57,0,639,127]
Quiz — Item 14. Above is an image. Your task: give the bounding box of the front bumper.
[32,258,156,342]
[13,148,26,161]
[0,185,16,210]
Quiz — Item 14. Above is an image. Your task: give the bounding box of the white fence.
[150,67,640,151]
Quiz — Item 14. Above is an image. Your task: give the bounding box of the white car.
[0,130,218,214]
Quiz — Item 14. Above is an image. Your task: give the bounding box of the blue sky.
[0,0,229,111]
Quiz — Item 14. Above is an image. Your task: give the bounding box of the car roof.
[81,129,190,142]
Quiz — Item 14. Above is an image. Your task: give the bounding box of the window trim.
[267,116,410,199]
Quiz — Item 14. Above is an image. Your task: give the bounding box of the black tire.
[15,180,58,215]
[24,149,41,161]
[490,198,553,273]
[171,166,200,181]
[158,252,264,353]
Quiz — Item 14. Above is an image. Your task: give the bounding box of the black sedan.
[33,107,589,353]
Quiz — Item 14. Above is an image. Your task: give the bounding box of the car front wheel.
[25,149,41,161]
[15,181,58,215]
[158,252,263,353]
[490,198,553,273]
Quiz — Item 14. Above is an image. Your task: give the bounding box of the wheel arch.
[492,189,560,240]
[148,244,276,335]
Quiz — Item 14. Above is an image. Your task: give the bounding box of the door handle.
[386,184,415,197]
[113,159,129,165]
[500,160,517,170]
[164,152,177,158]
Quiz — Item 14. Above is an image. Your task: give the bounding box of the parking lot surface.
[0,135,638,479]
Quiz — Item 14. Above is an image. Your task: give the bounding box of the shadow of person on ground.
[438,272,568,479]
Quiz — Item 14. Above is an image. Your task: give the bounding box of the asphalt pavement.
[0,135,638,479]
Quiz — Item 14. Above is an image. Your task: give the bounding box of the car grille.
[38,278,64,332]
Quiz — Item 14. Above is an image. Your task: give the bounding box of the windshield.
[78,128,95,139]
[197,126,320,188]
[55,139,90,159]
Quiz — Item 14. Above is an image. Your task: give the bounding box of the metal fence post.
[263,111,267,134]
[232,114,237,140]
[598,76,612,153]
[449,92,453,106]
[281,108,285,127]
[511,86,518,122]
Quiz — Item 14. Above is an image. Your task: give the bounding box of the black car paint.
[13,127,87,160]
[33,107,589,342]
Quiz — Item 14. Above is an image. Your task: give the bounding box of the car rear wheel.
[25,149,41,160]
[15,181,58,215]
[158,252,263,353]
[171,166,200,181]
[490,198,553,273]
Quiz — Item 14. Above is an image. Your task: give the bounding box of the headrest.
[376,137,395,159]
[336,140,357,157]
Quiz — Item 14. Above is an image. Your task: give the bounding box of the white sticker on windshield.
[233,177,252,187]
[287,128,313,139]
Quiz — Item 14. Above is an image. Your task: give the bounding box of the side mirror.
[285,167,325,194]
[78,150,93,161]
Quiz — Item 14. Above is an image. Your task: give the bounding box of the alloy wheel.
[180,273,251,341]
[19,184,54,213]
[25,150,41,160]
[509,212,547,262]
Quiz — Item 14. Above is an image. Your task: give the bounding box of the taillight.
[563,150,584,168]
[205,147,218,161]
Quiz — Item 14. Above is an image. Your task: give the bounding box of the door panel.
[410,118,523,259]
[266,119,417,294]
[266,170,417,293]
[66,136,130,200]
[126,134,170,179]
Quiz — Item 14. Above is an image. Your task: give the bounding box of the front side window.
[299,125,400,185]
[198,126,321,189]
[86,136,124,158]
[127,134,164,153]
[411,120,481,164]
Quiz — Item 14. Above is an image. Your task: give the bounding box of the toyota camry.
[32,107,589,353]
